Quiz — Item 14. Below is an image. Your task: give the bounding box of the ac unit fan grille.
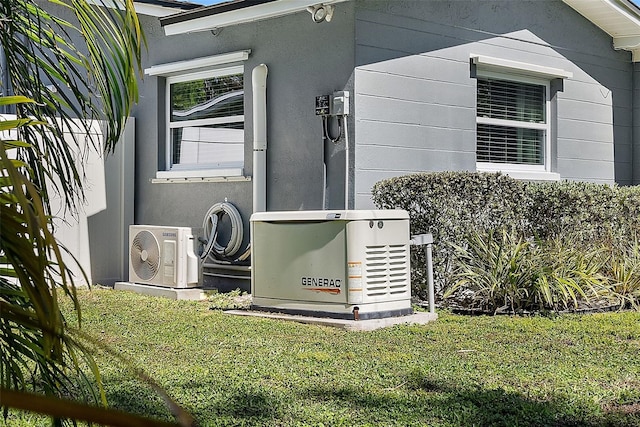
[130,230,161,281]
[364,244,409,297]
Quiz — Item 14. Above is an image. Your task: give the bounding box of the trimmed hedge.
[527,181,623,242]
[371,172,640,300]
[372,172,528,299]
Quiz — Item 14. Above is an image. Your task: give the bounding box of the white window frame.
[472,55,570,181]
[145,50,250,181]
[163,65,244,177]
[475,70,551,176]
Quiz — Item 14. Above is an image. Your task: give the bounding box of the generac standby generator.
[250,210,412,320]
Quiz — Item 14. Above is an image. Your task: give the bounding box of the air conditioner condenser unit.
[128,225,199,288]
[250,210,413,320]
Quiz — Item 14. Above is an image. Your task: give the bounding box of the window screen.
[476,77,546,166]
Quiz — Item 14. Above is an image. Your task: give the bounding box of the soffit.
[563,0,640,60]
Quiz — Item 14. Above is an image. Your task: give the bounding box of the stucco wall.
[134,6,356,289]
[134,5,355,229]
[352,0,634,208]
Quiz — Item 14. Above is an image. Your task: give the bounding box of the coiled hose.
[201,201,250,264]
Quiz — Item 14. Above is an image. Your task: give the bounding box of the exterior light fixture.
[307,4,335,23]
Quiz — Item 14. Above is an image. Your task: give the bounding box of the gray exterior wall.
[33,0,638,288]
[135,6,356,288]
[136,4,355,218]
[635,62,640,185]
[352,0,635,208]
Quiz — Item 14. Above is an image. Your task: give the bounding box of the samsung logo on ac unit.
[162,232,177,237]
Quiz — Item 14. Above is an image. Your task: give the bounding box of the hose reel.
[201,201,250,263]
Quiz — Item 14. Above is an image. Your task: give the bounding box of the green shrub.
[372,172,528,299]
[617,185,640,235]
[525,181,620,243]
[372,171,640,308]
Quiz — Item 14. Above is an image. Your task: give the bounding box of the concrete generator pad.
[114,282,206,300]
[224,310,438,331]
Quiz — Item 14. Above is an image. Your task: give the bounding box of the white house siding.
[353,0,634,208]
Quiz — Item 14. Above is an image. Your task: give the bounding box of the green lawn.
[7,288,640,426]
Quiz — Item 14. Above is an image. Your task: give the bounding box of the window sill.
[476,164,560,182]
[152,168,250,183]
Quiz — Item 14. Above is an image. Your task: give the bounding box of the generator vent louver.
[365,244,409,297]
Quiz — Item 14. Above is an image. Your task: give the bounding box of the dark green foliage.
[372,172,640,306]
[526,181,624,242]
[372,172,529,299]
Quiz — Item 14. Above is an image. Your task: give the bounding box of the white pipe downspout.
[252,64,268,213]
[343,117,349,209]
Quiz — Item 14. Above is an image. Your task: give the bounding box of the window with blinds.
[476,77,547,166]
[167,69,244,171]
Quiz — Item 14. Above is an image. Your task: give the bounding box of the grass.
[5,288,640,426]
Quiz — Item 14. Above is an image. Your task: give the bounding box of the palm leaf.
[0,0,144,421]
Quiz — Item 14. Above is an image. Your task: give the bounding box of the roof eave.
[613,35,640,61]
[563,0,640,61]
[134,2,195,17]
[161,0,349,35]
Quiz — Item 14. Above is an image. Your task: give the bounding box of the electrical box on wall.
[315,91,350,116]
[330,91,349,116]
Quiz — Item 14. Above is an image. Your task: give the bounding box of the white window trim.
[474,68,561,181]
[144,50,250,77]
[476,163,560,181]
[471,55,573,79]
[156,168,244,179]
[146,53,249,180]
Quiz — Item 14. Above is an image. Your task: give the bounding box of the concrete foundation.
[114,282,206,300]
[224,309,438,331]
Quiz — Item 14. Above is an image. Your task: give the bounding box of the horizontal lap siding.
[354,11,478,208]
[558,68,632,185]
[353,0,633,208]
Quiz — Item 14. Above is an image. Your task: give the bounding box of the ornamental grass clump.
[445,229,609,314]
[445,229,535,314]
[528,236,608,312]
[603,238,640,310]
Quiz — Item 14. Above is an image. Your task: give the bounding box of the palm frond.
[1,0,144,421]
[0,0,143,211]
